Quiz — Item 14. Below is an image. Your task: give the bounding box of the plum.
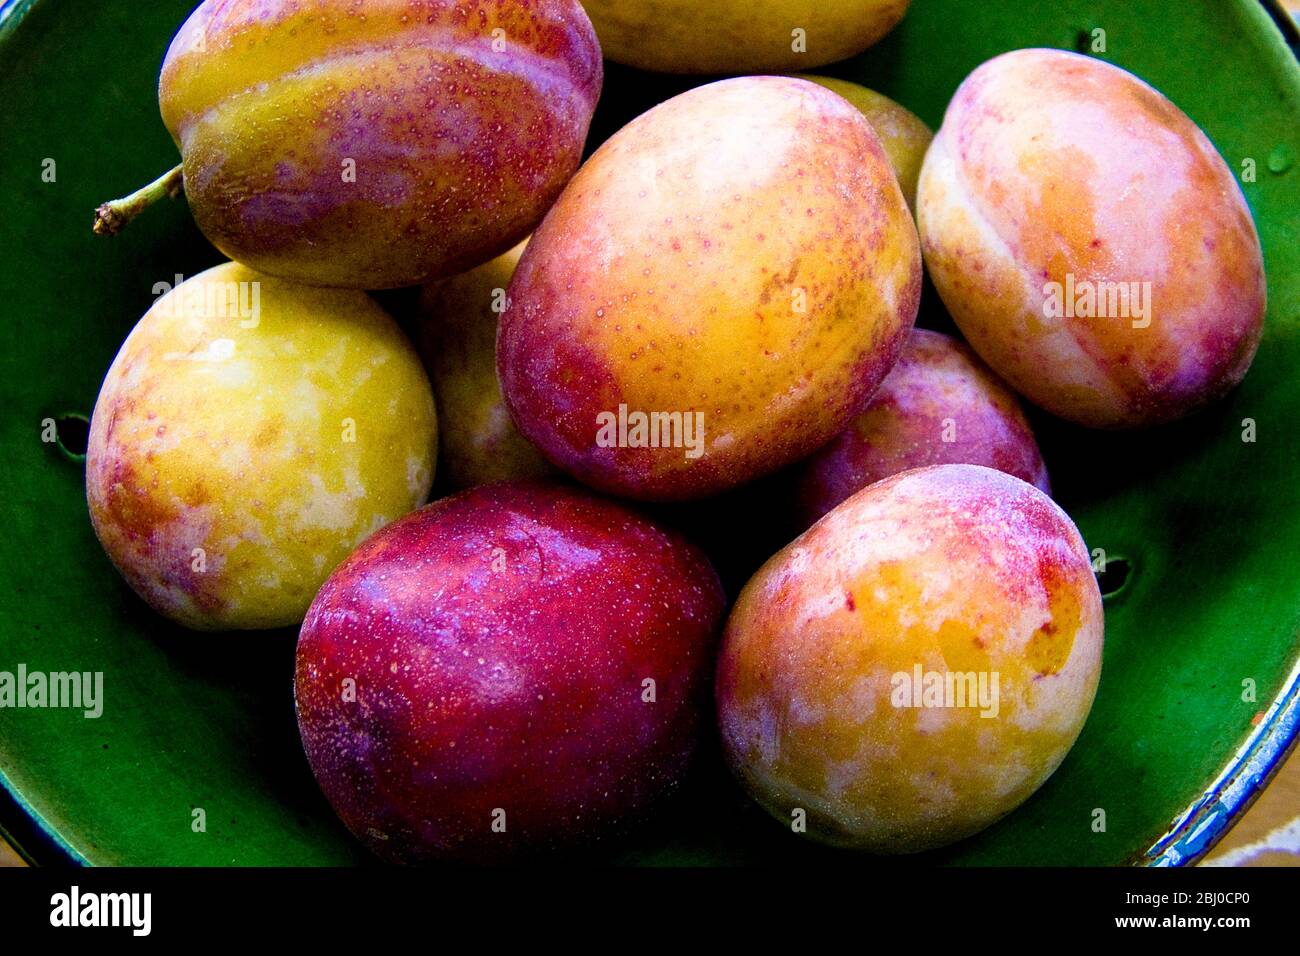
[294,481,726,862]
[917,49,1265,428]
[95,0,603,290]
[416,239,556,489]
[582,0,910,73]
[799,76,932,212]
[793,329,1050,528]
[499,76,921,501]
[717,464,1104,853]
[86,262,437,630]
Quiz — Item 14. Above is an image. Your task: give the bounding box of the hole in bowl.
[1095,557,1131,598]
[52,413,90,461]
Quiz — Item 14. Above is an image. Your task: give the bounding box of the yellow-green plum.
[499,76,922,501]
[582,0,910,73]
[137,0,602,289]
[918,49,1266,428]
[794,329,1050,528]
[417,240,556,489]
[800,76,932,212]
[717,464,1103,853]
[86,262,437,631]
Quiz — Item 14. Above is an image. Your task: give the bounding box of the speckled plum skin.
[794,329,1050,528]
[917,49,1265,428]
[499,76,922,501]
[717,464,1103,853]
[160,0,602,289]
[295,481,725,862]
[86,262,437,631]
[416,239,556,489]
[581,0,910,74]
[799,76,933,213]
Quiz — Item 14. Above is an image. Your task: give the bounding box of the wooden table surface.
[1200,747,1300,866]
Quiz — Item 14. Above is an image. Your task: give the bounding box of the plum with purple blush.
[793,329,1050,528]
[294,481,725,862]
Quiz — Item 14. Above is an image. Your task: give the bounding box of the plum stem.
[93,164,185,236]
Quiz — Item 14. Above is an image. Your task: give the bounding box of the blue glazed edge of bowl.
[1144,657,1300,865]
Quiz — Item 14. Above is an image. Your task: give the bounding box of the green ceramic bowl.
[1,0,1297,866]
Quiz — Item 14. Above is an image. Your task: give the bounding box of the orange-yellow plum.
[917,49,1265,428]
[86,262,437,631]
[717,464,1103,853]
[581,0,910,74]
[417,240,556,489]
[793,329,1050,528]
[498,76,922,501]
[155,0,603,288]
